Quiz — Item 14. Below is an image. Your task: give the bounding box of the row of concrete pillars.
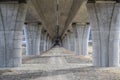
[0,2,53,68]
[63,3,120,67]
[0,2,120,68]
[62,24,90,56]
[24,23,52,56]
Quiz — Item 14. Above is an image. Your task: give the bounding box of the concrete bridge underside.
[0,0,120,68]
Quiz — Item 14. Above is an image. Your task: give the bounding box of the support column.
[87,2,120,67]
[72,24,79,55]
[66,34,70,50]
[49,38,52,48]
[25,23,42,55]
[40,30,44,53]
[64,36,68,49]
[68,32,75,52]
[76,23,90,55]
[43,32,47,52]
[62,38,65,48]
[47,36,50,50]
[0,2,27,67]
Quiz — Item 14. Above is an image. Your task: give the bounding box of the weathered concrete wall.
[87,3,120,67]
[25,23,42,55]
[0,3,27,67]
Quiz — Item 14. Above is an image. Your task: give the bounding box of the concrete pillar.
[64,36,68,49]
[48,36,50,50]
[76,24,90,55]
[46,36,48,50]
[68,32,75,52]
[63,37,66,48]
[38,26,43,55]
[43,32,47,52]
[0,2,27,67]
[72,24,79,55]
[46,35,49,50]
[25,23,42,55]
[66,34,70,50]
[87,2,120,67]
[47,36,51,50]
[63,37,65,48]
[40,31,44,53]
[49,38,52,48]
[62,38,65,48]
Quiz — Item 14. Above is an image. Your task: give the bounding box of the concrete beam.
[61,0,85,38]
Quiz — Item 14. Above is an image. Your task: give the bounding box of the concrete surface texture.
[30,0,85,37]
[76,23,90,55]
[0,3,27,67]
[87,3,120,67]
[39,31,45,53]
[72,24,80,55]
[25,23,42,55]
[67,32,75,51]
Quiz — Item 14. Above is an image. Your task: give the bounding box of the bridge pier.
[40,30,48,53]
[43,32,47,52]
[25,23,42,55]
[63,36,68,49]
[72,23,90,56]
[46,35,49,50]
[66,34,70,50]
[68,32,75,52]
[72,24,79,55]
[0,2,27,67]
[87,2,120,67]
[40,30,44,53]
[77,23,90,55]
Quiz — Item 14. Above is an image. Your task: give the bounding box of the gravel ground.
[0,47,120,80]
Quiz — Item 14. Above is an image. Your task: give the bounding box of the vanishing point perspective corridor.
[0,0,120,80]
